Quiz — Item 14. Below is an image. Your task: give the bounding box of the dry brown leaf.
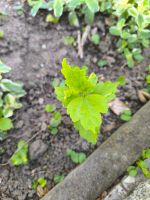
[138,90,150,103]
[109,98,129,115]
[36,186,49,198]
[103,122,116,133]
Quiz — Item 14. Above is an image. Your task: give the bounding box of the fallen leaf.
[36,186,48,198]
[103,122,116,133]
[138,90,150,103]
[109,98,129,115]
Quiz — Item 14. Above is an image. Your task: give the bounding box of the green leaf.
[97,59,107,68]
[84,7,95,25]
[137,14,144,28]
[68,11,79,27]
[30,0,43,17]
[32,177,47,189]
[67,94,108,132]
[45,104,56,113]
[85,0,99,13]
[93,81,118,102]
[67,0,84,9]
[66,149,86,164]
[120,110,132,122]
[124,48,134,68]
[146,75,150,84]
[53,0,63,18]
[127,166,138,177]
[55,59,119,144]
[46,14,59,24]
[0,118,13,131]
[54,175,65,184]
[38,178,47,188]
[109,26,121,36]
[64,36,75,46]
[91,33,100,45]
[10,140,28,166]
[142,149,150,159]
[128,7,138,17]
[117,76,126,85]
[50,127,58,135]
[0,79,26,97]
[0,62,11,74]
[50,111,61,127]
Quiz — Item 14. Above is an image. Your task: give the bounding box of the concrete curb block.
[42,101,150,200]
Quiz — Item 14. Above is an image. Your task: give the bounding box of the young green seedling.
[120,109,132,122]
[32,177,47,190]
[97,59,108,68]
[0,62,26,138]
[91,33,100,45]
[55,58,119,144]
[128,148,150,178]
[54,174,65,184]
[66,149,86,164]
[10,140,28,166]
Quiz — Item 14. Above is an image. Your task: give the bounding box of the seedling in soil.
[97,59,108,68]
[45,103,56,113]
[128,148,150,178]
[0,31,4,38]
[46,14,59,24]
[127,166,138,177]
[32,177,47,190]
[64,36,75,46]
[146,75,150,84]
[120,110,132,122]
[91,33,100,45]
[47,111,62,135]
[10,140,28,166]
[66,149,87,164]
[54,174,65,184]
[0,62,26,138]
[55,58,120,144]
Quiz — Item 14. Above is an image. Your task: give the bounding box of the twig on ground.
[77,25,91,59]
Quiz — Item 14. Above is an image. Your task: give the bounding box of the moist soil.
[0,1,150,200]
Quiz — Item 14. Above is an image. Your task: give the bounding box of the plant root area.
[0,1,150,200]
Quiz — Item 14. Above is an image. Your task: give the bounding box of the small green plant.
[66,149,86,164]
[27,0,150,68]
[120,109,132,122]
[0,31,4,38]
[10,140,28,166]
[145,65,150,93]
[128,148,150,178]
[0,62,26,140]
[55,58,119,144]
[109,0,150,67]
[64,36,75,46]
[45,103,56,113]
[91,33,100,45]
[32,177,47,190]
[97,59,108,68]
[45,104,62,135]
[54,174,65,184]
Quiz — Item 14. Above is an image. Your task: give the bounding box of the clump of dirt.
[0,1,149,200]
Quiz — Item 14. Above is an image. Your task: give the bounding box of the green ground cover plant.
[27,0,150,68]
[0,62,26,140]
[55,58,120,144]
[66,149,86,164]
[10,140,28,166]
[32,177,47,189]
[128,148,150,178]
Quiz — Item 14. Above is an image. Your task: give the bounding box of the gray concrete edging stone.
[42,101,150,200]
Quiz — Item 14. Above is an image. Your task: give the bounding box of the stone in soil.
[29,139,48,160]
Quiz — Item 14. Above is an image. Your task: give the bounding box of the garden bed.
[0,1,150,200]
